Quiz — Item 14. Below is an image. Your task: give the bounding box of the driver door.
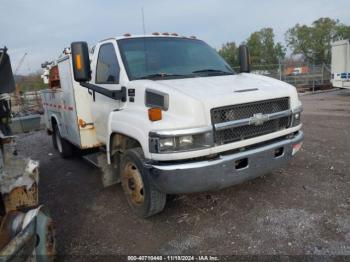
[90,42,123,143]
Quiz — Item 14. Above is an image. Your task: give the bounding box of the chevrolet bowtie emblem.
[250,113,269,126]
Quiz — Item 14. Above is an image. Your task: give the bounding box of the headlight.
[291,105,303,127]
[149,127,213,153]
[179,135,194,148]
[159,137,176,151]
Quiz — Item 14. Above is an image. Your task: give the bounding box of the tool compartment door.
[57,56,81,146]
[41,89,63,131]
[71,68,101,149]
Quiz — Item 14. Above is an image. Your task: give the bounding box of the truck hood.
[153,73,300,109]
[132,73,301,128]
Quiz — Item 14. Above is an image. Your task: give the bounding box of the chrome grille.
[211,97,291,145]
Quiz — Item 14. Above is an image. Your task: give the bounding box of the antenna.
[141,7,146,35]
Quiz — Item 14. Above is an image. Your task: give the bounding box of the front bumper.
[147,131,304,194]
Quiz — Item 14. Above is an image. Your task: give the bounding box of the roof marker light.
[171,33,178,36]
[123,33,131,37]
[152,32,160,36]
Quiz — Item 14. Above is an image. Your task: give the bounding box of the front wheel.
[120,148,166,218]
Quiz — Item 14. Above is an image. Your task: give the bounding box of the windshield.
[118,37,234,80]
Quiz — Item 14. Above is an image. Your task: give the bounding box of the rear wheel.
[121,148,166,218]
[53,124,73,158]
[51,128,58,150]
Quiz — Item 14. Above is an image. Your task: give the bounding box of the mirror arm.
[80,82,126,102]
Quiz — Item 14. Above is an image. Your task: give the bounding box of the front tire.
[53,124,73,158]
[120,148,166,218]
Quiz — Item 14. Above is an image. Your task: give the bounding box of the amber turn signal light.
[78,118,87,128]
[75,54,82,70]
[148,108,162,121]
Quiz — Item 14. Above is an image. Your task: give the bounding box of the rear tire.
[53,124,73,158]
[120,148,166,218]
[51,128,58,150]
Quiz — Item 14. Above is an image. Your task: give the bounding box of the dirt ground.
[17,89,350,256]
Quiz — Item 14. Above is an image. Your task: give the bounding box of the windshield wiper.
[138,73,187,80]
[192,69,233,75]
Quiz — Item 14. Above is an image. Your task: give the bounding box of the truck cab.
[42,34,303,217]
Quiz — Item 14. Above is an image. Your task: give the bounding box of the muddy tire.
[53,124,73,158]
[121,148,166,218]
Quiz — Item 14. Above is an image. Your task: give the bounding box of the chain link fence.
[233,63,332,92]
[10,91,43,117]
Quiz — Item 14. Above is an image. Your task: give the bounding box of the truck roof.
[99,34,199,43]
[51,34,201,64]
[331,39,350,46]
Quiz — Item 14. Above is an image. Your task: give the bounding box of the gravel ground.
[16,89,350,256]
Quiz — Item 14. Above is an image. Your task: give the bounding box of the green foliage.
[286,17,350,64]
[218,28,285,67]
[218,42,239,68]
[246,28,286,64]
[336,24,350,39]
[16,73,47,92]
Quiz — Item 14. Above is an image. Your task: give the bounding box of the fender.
[106,111,151,164]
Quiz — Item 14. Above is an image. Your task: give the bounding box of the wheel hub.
[122,162,144,205]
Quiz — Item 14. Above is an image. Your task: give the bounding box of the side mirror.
[239,45,250,73]
[71,42,91,82]
[0,47,15,93]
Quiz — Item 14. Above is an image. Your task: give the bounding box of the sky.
[1,0,350,75]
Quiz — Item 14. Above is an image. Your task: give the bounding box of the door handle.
[88,89,96,101]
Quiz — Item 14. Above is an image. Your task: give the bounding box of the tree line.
[219,17,350,67]
[16,17,350,92]
[15,73,47,92]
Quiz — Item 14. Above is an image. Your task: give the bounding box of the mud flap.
[83,151,120,187]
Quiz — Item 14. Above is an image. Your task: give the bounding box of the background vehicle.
[41,34,303,217]
[331,39,350,89]
[0,47,55,261]
[285,66,310,76]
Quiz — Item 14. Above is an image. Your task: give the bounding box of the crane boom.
[14,52,27,75]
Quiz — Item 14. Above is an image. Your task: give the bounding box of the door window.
[96,43,120,84]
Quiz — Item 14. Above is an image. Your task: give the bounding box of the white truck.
[41,34,303,217]
[331,39,350,89]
